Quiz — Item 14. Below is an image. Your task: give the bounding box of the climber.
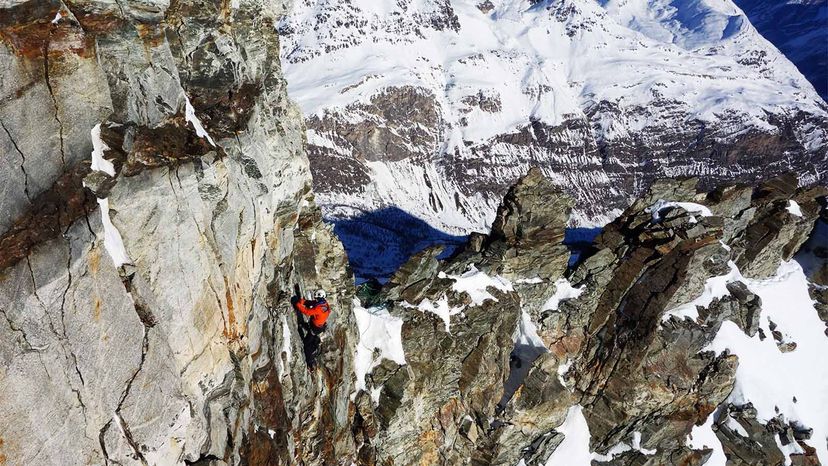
[293,289,331,330]
[291,287,331,371]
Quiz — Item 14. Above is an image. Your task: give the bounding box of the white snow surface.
[410,297,465,333]
[441,265,513,306]
[647,199,713,223]
[544,405,658,465]
[786,200,803,217]
[353,299,407,392]
[544,406,594,466]
[97,198,132,267]
[686,411,727,466]
[88,124,131,267]
[407,265,513,332]
[542,278,585,312]
[282,0,824,128]
[705,260,828,464]
[91,123,115,176]
[184,94,216,146]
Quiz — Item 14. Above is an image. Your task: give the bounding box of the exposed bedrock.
[0,0,358,464]
[349,169,826,465]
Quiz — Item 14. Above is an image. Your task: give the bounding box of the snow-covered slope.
[733,0,827,100]
[279,0,828,268]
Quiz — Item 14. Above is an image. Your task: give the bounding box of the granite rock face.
[0,1,358,464]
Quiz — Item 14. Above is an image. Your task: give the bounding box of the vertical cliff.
[0,1,357,464]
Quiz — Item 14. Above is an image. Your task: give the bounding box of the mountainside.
[733,0,828,100]
[2,1,828,465]
[279,0,828,276]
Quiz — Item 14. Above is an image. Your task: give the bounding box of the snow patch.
[542,278,585,312]
[544,406,593,466]
[441,264,513,306]
[91,123,115,176]
[88,125,131,267]
[706,260,828,464]
[544,404,658,465]
[515,277,544,285]
[632,432,657,455]
[786,200,803,217]
[663,261,744,322]
[686,410,727,466]
[725,417,749,438]
[557,359,572,388]
[513,309,547,360]
[409,296,464,333]
[184,94,216,146]
[647,200,713,223]
[97,198,132,267]
[353,299,406,392]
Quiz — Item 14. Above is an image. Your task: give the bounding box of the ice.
[353,299,406,392]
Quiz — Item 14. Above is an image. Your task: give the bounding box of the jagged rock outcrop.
[0,1,358,464]
[348,170,826,466]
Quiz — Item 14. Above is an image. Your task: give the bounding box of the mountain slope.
[733,0,827,100]
[279,0,828,276]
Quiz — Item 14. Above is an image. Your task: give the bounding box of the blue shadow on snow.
[331,207,606,285]
[330,207,468,284]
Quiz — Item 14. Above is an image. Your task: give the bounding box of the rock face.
[0,1,358,464]
[349,170,827,465]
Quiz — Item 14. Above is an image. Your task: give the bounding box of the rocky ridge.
[351,169,828,465]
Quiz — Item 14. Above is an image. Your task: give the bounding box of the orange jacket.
[296,298,331,328]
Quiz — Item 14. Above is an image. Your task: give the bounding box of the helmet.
[314,289,327,300]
